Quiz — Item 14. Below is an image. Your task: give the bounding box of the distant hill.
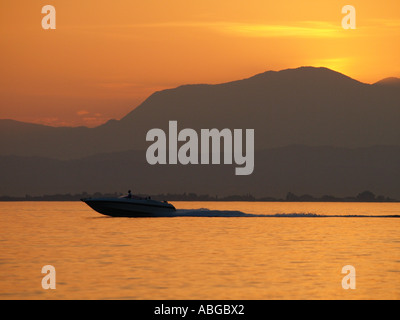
[1,67,399,159]
[374,77,400,87]
[1,67,399,198]
[1,145,399,199]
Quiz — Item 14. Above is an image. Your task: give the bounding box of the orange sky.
[1,0,399,127]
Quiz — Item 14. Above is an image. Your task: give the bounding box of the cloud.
[65,17,400,40]
[214,21,344,38]
[77,110,90,116]
[367,18,400,28]
[65,20,347,39]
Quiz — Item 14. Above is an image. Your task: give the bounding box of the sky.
[1,0,399,127]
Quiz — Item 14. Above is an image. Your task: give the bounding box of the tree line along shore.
[0,190,397,202]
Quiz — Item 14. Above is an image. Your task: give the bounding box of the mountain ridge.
[1,145,399,198]
[0,66,390,130]
[1,66,399,159]
[373,77,400,87]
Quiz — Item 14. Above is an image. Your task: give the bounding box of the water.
[0,201,399,299]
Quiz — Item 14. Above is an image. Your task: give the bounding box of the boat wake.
[173,208,255,217]
[172,209,400,218]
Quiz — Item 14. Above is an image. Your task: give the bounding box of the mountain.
[1,146,399,198]
[374,77,400,87]
[1,67,399,159]
[1,66,399,198]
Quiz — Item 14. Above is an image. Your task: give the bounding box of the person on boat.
[127,190,132,198]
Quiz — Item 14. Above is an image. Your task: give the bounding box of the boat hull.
[81,198,176,217]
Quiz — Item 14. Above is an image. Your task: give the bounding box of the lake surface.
[0,201,399,299]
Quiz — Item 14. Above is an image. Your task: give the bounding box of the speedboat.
[81,196,176,217]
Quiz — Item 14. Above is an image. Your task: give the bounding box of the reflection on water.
[0,201,399,299]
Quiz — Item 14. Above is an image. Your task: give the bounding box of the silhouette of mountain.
[1,67,399,159]
[374,77,400,87]
[0,145,399,198]
[1,67,399,198]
